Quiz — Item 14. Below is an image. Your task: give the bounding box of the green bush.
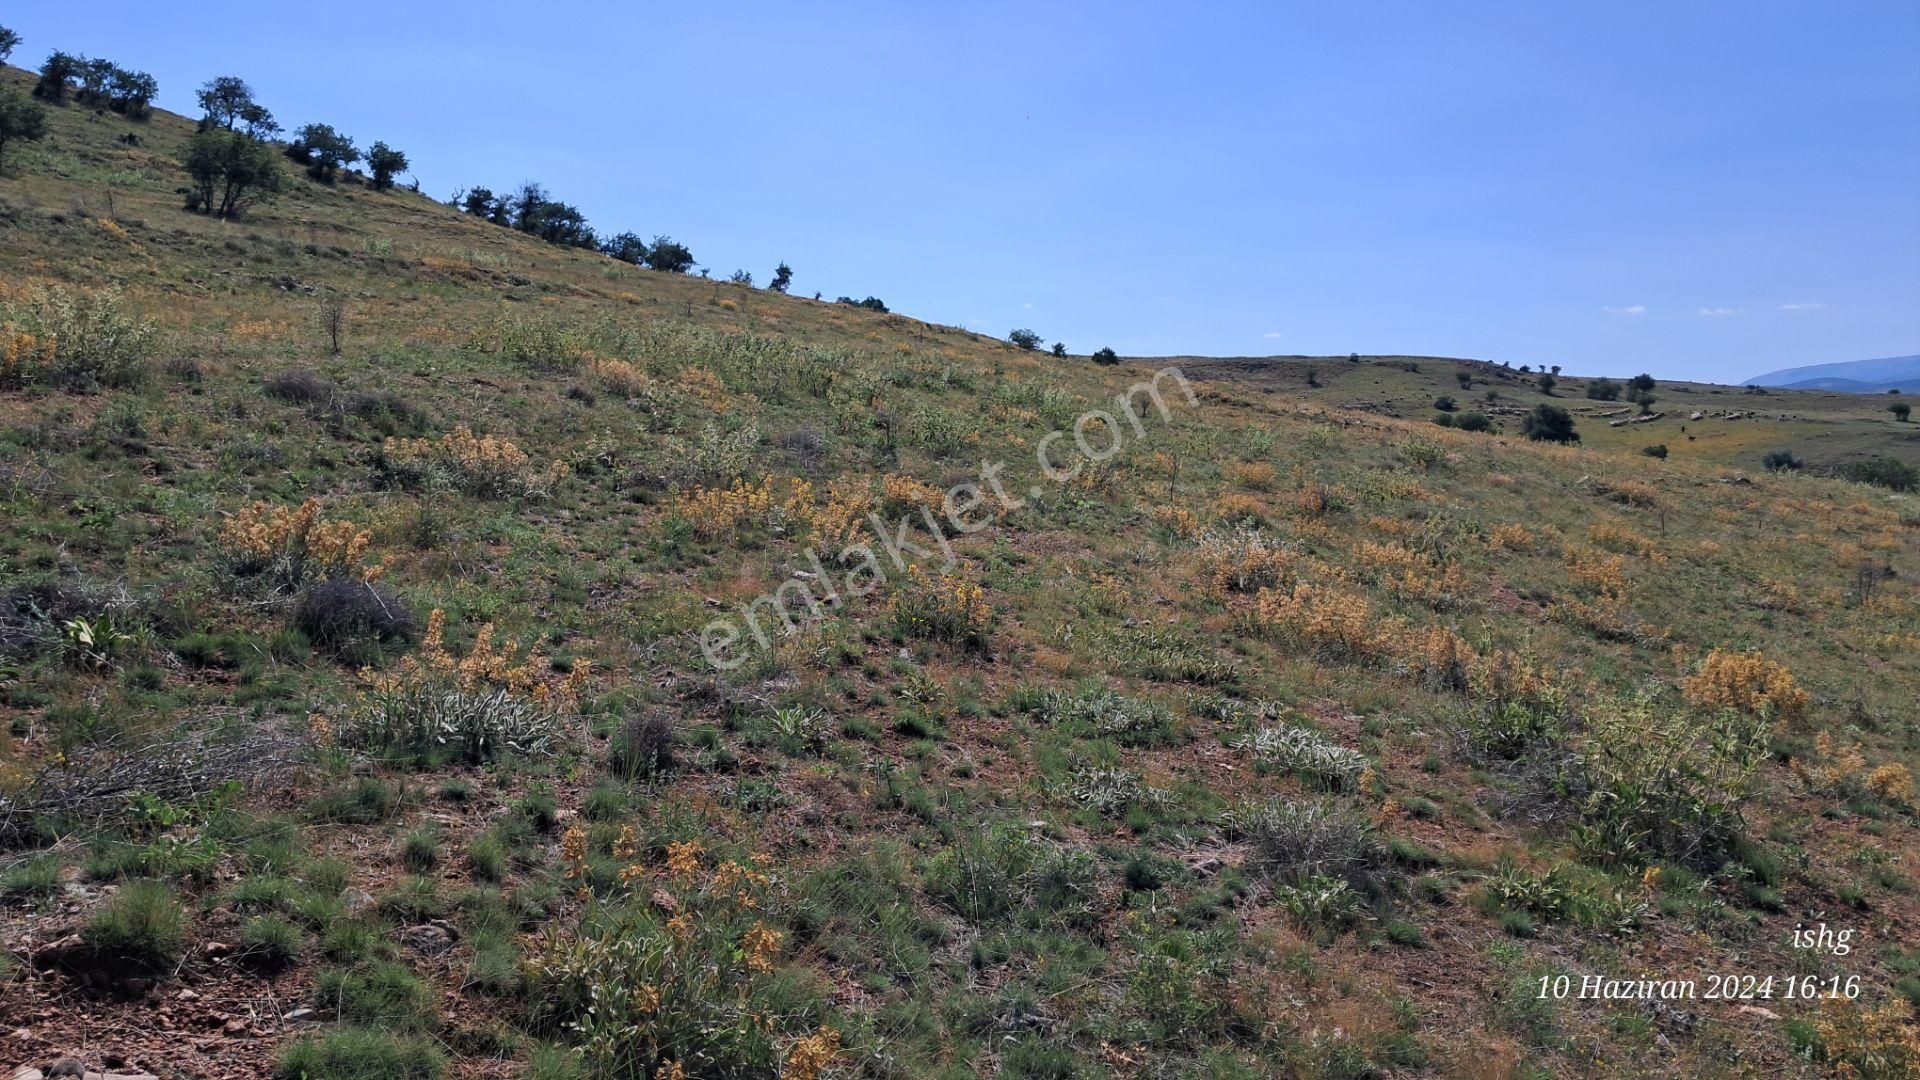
[274,1027,445,1080]
[241,914,304,968]
[1034,687,1182,748]
[1838,456,1917,492]
[1521,404,1578,443]
[84,878,188,967]
[313,960,440,1032]
[0,854,63,900]
[1,287,154,391]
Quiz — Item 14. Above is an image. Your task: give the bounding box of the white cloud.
[1262,331,1284,340]
[1695,306,1740,316]
[1603,304,1646,315]
[1778,301,1823,311]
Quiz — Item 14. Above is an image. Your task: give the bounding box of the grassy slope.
[1,67,1918,1079]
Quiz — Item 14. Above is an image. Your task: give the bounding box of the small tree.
[1761,448,1802,472]
[837,296,888,312]
[768,263,793,293]
[1537,372,1558,396]
[1889,402,1911,422]
[197,76,257,130]
[34,52,82,101]
[1626,387,1657,414]
[1455,370,1472,389]
[318,295,346,355]
[0,88,49,173]
[182,129,287,219]
[367,142,408,190]
[1433,395,1457,412]
[0,25,19,64]
[1550,364,1562,376]
[1628,372,1657,393]
[1522,403,1579,443]
[728,269,752,285]
[599,230,648,264]
[1092,347,1119,365]
[106,66,158,118]
[643,236,695,273]
[289,123,358,183]
[1586,377,1620,401]
[1009,329,1041,351]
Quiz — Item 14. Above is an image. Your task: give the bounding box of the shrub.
[1092,346,1120,365]
[1035,687,1181,748]
[219,498,378,591]
[610,709,678,779]
[1806,998,1920,1080]
[314,960,439,1031]
[346,610,587,765]
[889,566,991,645]
[274,1028,445,1080]
[379,426,569,498]
[1641,444,1668,459]
[1009,329,1042,351]
[1197,527,1294,594]
[1586,377,1621,401]
[1249,583,1379,660]
[1238,725,1370,791]
[0,854,63,900]
[526,839,829,1079]
[306,777,400,824]
[1839,456,1917,492]
[1454,411,1492,433]
[294,578,417,651]
[1433,395,1457,412]
[1227,799,1387,893]
[0,87,48,173]
[0,287,153,391]
[1762,448,1803,472]
[1572,691,1772,869]
[1521,404,1578,443]
[466,834,508,882]
[1682,649,1810,720]
[241,914,303,969]
[84,879,188,967]
[263,369,335,405]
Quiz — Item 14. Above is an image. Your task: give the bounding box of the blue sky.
[9,3,1917,382]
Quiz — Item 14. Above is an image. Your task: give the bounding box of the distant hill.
[1747,354,1920,393]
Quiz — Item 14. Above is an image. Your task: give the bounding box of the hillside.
[2,65,1920,1080]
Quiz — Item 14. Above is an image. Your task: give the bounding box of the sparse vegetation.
[0,55,1912,1080]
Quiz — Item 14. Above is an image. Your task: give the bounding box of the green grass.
[0,59,1915,1080]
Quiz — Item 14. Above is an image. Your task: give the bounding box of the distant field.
[1167,353,1920,470]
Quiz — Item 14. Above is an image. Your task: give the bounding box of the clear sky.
[8,3,1917,382]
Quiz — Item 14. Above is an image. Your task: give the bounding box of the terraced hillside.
[1,64,1918,1080]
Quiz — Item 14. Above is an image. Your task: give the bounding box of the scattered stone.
[397,922,456,956]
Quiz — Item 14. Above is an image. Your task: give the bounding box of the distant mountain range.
[1746,354,1920,394]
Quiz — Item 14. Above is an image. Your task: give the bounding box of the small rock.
[175,989,199,1002]
[397,923,455,956]
[281,1007,316,1024]
[222,1018,248,1036]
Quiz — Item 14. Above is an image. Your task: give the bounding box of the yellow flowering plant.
[345,609,587,764]
[527,832,839,1079]
[217,498,382,590]
[380,425,570,497]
